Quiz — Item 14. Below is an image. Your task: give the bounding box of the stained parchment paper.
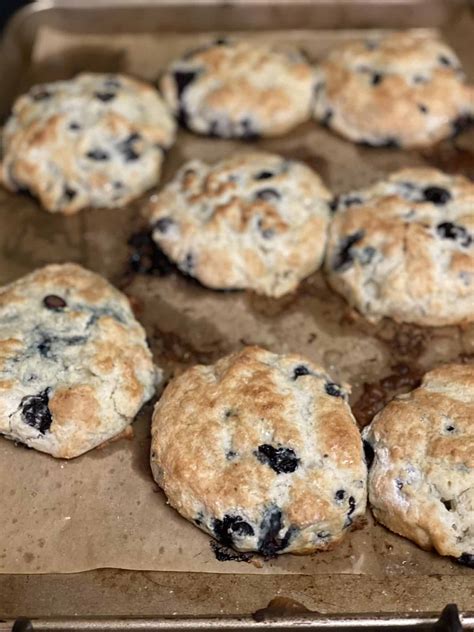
[0,25,473,576]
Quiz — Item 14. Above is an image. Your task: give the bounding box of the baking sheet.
[0,24,473,576]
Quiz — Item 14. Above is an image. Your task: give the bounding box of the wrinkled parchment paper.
[0,26,473,575]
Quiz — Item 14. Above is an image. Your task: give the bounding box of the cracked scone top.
[0,264,158,458]
[150,346,367,555]
[363,364,474,566]
[313,32,473,147]
[147,152,332,297]
[1,73,176,214]
[160,39,314,137]
[325,168,474,326]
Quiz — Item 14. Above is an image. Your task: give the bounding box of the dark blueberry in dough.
[359,246,376,265]
[215,37,228,45]
[255,171,274,180]
[63,186,77,201]
[451,114,473,136]
[20,389,52,435]
[437,222,472,247]
[363,440,375,468]
[445,424,456,433]
[341,195,364,208]
[329,197,339,213]
[333,230,365,272]
[181,253,195,272]
[213,515,254,548]
[226,450,237,460]
[256,444,300,474]
[104,76,121,89]
[293,365,310,379]
[344,496,356,528]
[371,72,383,86]
[241,118,260,140]
[117,133,142,162]
[423,186,452,205]
[257,219,275,240]
[418,103,428,113]
[86,149,110,161]
[396,479,404,490]
[173,70,199,98]
[31,89,51,101]
[37,336,53,358]
[438,54,452,66]
[325,382,344,397]
[94,91,116,102]
[456,553,474,568]
[359,138,399,148]
[153,217,175,233]
[255,188,281,202]
[68,122,81,131]
[317,531,331,539]
[258,506,293,557]
[413,75,427,84]
[335,489,346,501]
[43,295,67,310]
[322,109,333,126]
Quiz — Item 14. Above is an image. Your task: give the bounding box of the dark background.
[0,0,31,31]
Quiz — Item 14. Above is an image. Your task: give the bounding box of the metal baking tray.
[0,0,473,628]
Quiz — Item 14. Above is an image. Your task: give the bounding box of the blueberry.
[322,109,333,126]
[117,133,142,162]
[371,73,383,85]
[37,336,53,358]
[241,118,260,140]
[153,217,174,233]
[257,219,274,240]
[363,440,375,468]
[340,195,364,208]
[63,187,77,201]
[445,424,456,433]
[255,171,274,180]
[31,89,51,101]
[418,103,428,113]
[258,506,293,557]
[86,149,110,161]
[68,122,81,131]
[438,54,452,66]
[436,222,472,248]
[344,496,356,528]
[181,253,194,272]
[329,197,339,213]
[226,450,237,460]
[213,515,254,548]
[104,76,121,89]
[94,91,116,102]
[335,490,346,501]
[174,70,199,97]
[325,382,344,397]
[215,37,228,45]
[43,295,67,310]
[20,390,52,434]
[359,246,376,265]
[456,553,474,568]
[256,445,300,474]
[396,480,404,490]
[332,230,365,272]
[255,188,281,202]
[423,186,451,205]
[293,365,310,379]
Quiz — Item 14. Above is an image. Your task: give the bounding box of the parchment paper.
[0,25,473,576]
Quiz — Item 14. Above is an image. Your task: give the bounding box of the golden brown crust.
[151,346,367,554]
[363,363,474,559]
[313,32,473,147]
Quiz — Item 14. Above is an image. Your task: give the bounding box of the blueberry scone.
[147,152,332,297]
[325,168,474,326]
[151,346,367,555]
[0,263,158,458]
[160,39,314,137]
[1,73,176,214]
[363,364,474,567]
[313,32,473,147]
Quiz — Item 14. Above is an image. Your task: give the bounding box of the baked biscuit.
[313,32,473,147]
[363,364,474,566]
[0,264,158,458]
[148,152,332,297]
[1,73,176,214]
[325,168,474,326]
[150,346,367,555]
[160,39,314,137]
